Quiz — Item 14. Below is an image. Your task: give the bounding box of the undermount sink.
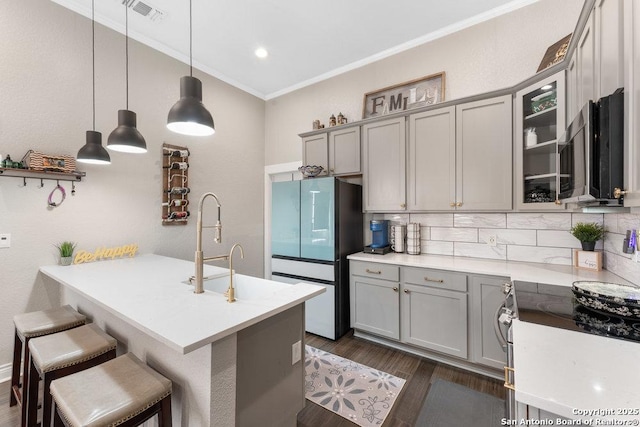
[186,273,293,301]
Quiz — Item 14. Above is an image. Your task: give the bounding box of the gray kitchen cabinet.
[622,1,640,207]
[401,269,468,359]
[594,0,624,99]
[408,95,511,212]
[408,107,456,210]
[577,11,595,110]
[515,71,566,211]
[302,133,329,176]
[329,126,361,176]
[350,261,400,339]
[362,117,406,211]
[566,51,578,122]
[454,95,512,211]
[470,275,508,370]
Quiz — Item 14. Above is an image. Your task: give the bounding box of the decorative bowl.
[572,281,640,319]
[298,165,324,178]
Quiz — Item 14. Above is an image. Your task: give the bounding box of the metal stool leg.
[10,330,22,407]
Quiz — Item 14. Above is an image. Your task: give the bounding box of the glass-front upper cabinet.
[515,71,566,210]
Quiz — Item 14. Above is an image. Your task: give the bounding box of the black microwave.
[558,88,624,205]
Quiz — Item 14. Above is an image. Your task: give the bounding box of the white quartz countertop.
[40,254,325,354]
[513,319,640,422]
[347,252,632,286]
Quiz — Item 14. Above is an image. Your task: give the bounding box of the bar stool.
[50,353,172,427]
[11,305,86,426]
[26,323,117,427]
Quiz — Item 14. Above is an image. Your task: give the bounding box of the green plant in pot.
[569,222,605,251]
[55,241,76,266]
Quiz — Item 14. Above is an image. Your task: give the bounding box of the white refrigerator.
[271,177,362,340]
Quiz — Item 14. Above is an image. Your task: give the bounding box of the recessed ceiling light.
[255,48,268,59]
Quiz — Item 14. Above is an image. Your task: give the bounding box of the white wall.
[0,0,265,372]
[264,0,583,166]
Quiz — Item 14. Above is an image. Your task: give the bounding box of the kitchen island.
[40,254,325,427]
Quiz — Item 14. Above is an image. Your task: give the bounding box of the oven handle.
[494,301,508,351]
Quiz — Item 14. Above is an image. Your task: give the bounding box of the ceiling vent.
[119,0,165,22]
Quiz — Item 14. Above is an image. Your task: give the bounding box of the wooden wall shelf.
[0,168,86,182]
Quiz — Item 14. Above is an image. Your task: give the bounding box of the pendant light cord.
[189,0,193,77]
[92,0,96,131]
[125,3,129,110]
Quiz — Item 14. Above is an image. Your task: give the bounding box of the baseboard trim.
[0,362,12,383]
[353,330,502,380]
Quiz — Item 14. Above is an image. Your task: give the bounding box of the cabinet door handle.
[403,289,410,294]
[365,269,381,275]
[456,202,463,207]
[424,277,444,283]
[330,168,335,172]
[400,203,406,208]
[504,366,515,391]
[393,287,398,292]
[450,202,456,208]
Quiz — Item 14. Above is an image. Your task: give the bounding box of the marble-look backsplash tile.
[430,227,478,242]
[602,212,640,284]
[453,213,506,228]
[507,246,573,265]
[374,211,640,283]
[478,228,536,246]
[506,213,571,230]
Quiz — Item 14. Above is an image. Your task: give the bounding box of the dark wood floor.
[298,331,505,427]
[0,331,504,427]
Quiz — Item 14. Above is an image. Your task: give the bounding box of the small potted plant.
[56,241,76,266]
[569,222,605,251]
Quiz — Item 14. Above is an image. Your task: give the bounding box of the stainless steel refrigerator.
[271,177,362,340]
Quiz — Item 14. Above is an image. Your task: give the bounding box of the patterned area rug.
[304,345,406,426]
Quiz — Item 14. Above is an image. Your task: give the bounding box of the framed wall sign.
[537,34,572,72]
[573,250,603,271]
[362,72,445,119]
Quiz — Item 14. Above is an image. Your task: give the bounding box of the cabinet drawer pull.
[393,287,398,292]
[504,366,515,391]
[403,289,410,294]
[424,277,444,283]
[365,269,381,275]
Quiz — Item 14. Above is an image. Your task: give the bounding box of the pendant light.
[107,3,147,153]
[77,0,111,165]
[167,0,215,136]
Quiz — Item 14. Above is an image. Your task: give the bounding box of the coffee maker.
[364,220,390,254]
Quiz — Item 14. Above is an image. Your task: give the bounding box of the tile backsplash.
[371,211,640,285]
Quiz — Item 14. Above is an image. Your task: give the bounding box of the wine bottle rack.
[162,143,190,225]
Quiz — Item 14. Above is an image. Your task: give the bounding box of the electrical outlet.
[0,234,10,249]
[291,340,302,365]
[487,235,497,247]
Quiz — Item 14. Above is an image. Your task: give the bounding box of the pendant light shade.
[107,3,147,153]
[108,110,147,153]
[78,131,111,165]
[167,76,215,136]
[77,0,110,165]
[167,0,215,137]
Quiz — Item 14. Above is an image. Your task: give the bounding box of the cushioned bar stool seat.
[11,305,86,427]
[50,353,172,427]
[27,323,117,427]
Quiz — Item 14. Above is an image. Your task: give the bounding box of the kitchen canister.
[406,223,421,255]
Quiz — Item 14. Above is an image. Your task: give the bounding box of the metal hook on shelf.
[71,181,76,196]
[38,179,44,189]
[21,177,27,187]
